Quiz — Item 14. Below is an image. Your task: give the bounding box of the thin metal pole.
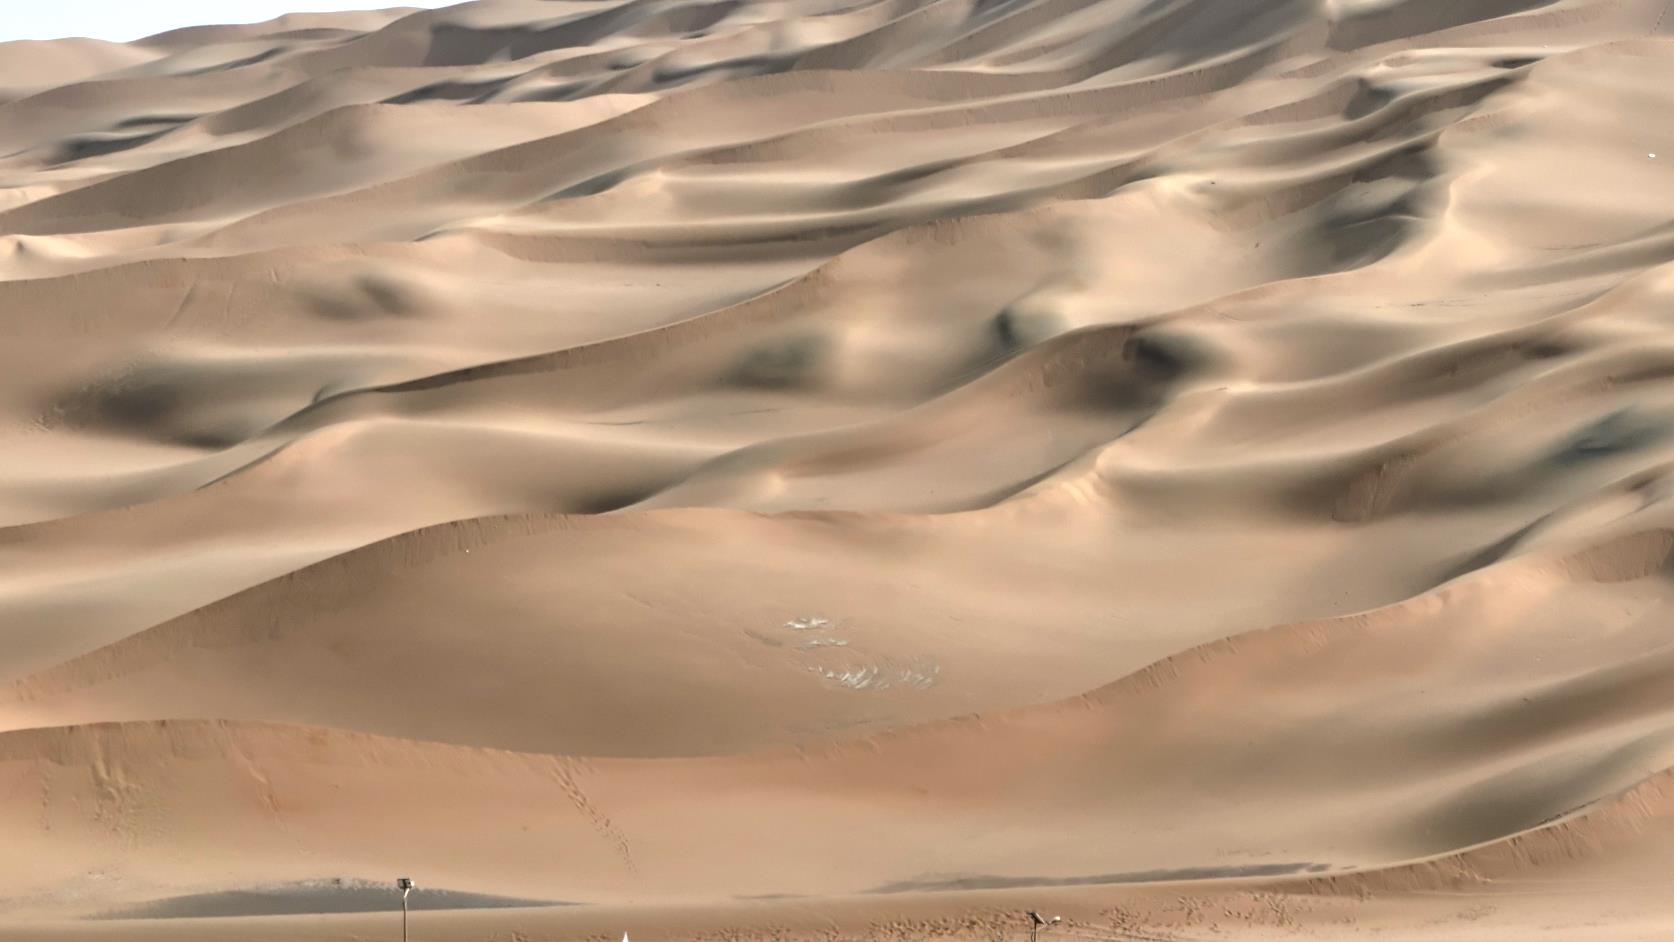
[402,888,410,942]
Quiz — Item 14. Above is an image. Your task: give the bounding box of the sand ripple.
[6,0,1674,936]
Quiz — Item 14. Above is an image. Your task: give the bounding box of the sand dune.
[7,0,1674,939]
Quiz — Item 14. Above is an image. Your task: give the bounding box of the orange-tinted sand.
[7,1,1674,940]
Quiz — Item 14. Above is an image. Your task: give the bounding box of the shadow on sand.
[93,879,572,919]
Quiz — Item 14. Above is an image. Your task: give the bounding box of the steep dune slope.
[7,1,1674,940]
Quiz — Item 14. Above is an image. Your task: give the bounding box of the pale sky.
[0,1,462,43]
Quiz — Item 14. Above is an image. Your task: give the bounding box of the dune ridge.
[8,0,1674,938]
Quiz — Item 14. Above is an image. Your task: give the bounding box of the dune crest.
[7,0,1674,938]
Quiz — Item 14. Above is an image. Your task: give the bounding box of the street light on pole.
[397,878,415,942]
[1025,910,1060,942]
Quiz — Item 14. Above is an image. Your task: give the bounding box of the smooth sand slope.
[6,1,1674,940]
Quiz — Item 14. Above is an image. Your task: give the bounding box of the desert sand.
[5,0,1674,939]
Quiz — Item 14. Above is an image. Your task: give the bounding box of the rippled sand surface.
[6,1,1674,939]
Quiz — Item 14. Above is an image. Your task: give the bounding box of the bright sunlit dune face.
[5,1,1674,941]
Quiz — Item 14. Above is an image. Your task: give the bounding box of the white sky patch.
[0,1,459,43]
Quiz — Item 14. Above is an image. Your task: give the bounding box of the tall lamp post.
[397,877,415,942]
[1026,910,1060,942]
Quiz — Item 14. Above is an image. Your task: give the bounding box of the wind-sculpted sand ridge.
[7,0,1674,939]
[6,516,1674,909]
